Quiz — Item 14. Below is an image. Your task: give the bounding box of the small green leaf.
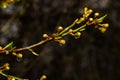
[4,42,13,49]
[31,51,39,56]
[79,28,86,31]
[28,49,39,56]
[97,14,107,23]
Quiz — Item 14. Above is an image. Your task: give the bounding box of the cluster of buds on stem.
[0,63,10,72]
[56,39,66,45]
[0,63,25,80]
[83,7,93,19]
[57,26,64,32]
[68,29,81,39]
[0,7,109,56]
[41,7,109,45]
[42,34,49,38]
[12,52,23,58]
[2,63,10,71]
[98,23,109,33]
[0,42,23,58]
[94,13,109,33]
[0,7,109,80]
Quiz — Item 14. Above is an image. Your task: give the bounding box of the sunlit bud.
[81,18,85,21]
[10,0,14,1]
[3,63,10,70]
[5,66,10,70]
[99,27,106,33]
[84,7,88,13]
[76,18,84,24]
[94,13,99,17]
[0,46,3,50]
[89,18,93,21]
[99,23,109,28]
[87,9,93,16]
[8,77,15,80]
[88,9,93,13]
[103,23,109,28]
[11,78,15,80]
[3,63,9,67]
[40,75,47,80]
[1,2,8,8]
[68,29,73,33]
[43,34,49,38]
[16,53,23,58]
[57,26,63,32]
[52,33,57,39]
[84,9,93,18]
[68,29,73,35]
[74,32,81,39]
[74,18,79,24]
[58,39,66,45]
[12,52,17,55]
[5,51,9,55]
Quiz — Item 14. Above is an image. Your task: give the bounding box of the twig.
[0,37,53,53]
[13,37,53,52]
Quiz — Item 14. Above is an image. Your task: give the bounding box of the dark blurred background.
[0,0,120,80]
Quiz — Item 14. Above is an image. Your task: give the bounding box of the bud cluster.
[57,26,63,32]
[98,23,109,33]
[12,52,23,58]
[83,7,93,19]
[44,8,109,45]
[0,63,10,71]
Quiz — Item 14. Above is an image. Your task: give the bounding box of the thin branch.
[13,37,53,52]
[0,37,53,53]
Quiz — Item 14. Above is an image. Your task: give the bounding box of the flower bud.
[7,77,15,80]
[16,53,23,58]
[58,39,66,45]
[84,9,93,18]
[103,23,109,28]
[76,18,85,24]
[1,2,8,8]
[0,46,3,50]
[88,9,93,13]
[3,63,10,70]
[84,7,88,13]
[68,29,73,33]
[52,33,58,39]
[99,23,109,28]
[3,63,9,67]
[99,27,106,33]
[5,66,10,70]
[12,52,17,55]
[68,29,74,36]
[94,13,99,17]
[40,75,47,80]
[89,18,93,21]
[43,34,49,38]
[57,26,63,32]
[74,32,81,39]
